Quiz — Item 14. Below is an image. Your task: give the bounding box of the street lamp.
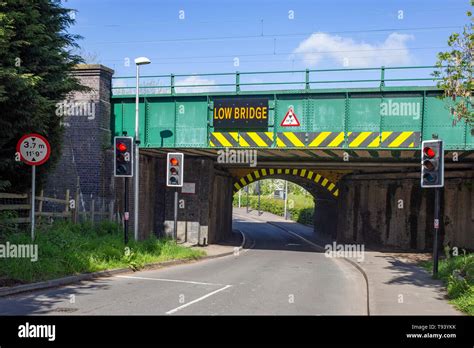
[134,56,151,241]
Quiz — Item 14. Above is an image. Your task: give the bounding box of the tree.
[0,0,84,191]
[433,8,473,124]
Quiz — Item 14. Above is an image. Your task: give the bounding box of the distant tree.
[433,8,473,124]
[0,0,84,191]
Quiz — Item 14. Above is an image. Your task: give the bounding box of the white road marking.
[115,275,222,286]
[232,228,254,254]
[165,285,232,315]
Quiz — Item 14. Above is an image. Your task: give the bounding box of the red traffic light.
[423,147,436,159]
[170,157,179,166]
[117,142,128,152]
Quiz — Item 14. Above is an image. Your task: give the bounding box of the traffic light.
[421,139,444,188]
[114,136,133,177]
[166,153,184,187]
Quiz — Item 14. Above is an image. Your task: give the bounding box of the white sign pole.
[31,165,36,241]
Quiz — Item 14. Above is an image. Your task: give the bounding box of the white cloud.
[175,75,218,93]
[292,32,415,68]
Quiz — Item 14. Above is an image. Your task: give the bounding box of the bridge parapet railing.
[111,65,443,96]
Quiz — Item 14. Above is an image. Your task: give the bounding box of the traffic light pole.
[246,186,249,213]
[124,177,129,245]
[433,187,441,277]
[257,181,261,216]
[173,188,178,242]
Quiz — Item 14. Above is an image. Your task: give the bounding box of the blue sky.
[64,0,472,89]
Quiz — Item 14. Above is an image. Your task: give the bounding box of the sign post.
[16,134,51,241]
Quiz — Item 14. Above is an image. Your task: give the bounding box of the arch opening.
[231,170,340,240]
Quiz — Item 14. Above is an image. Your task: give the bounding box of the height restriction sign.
[16,133,51,166]
[16,133,51,241]
[280,107,300,127]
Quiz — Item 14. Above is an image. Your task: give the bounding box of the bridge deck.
[111,66,473,153]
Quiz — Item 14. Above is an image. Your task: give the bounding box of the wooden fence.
[0,191,116,225]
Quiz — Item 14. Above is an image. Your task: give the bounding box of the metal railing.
[111,65,442,96]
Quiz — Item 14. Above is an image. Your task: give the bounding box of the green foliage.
[234,193,315,225]
[447,275,470,299]
[0,210,19,236]
[422,252,474,315]
[433,8,473,124]
[0,0,85,191]
[0,221,205,284]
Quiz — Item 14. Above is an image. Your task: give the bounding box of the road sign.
[16,133,51,242]
[213,97,269,129]
[16,133,51,166]
[181,182,195,194]
[281,107,300,127]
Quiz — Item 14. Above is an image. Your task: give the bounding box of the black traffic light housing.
[421,139,444,188]
[114,136,133,177]
[166,152,184,187]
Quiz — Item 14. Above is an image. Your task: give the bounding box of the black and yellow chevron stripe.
[210,132,273,147]
[347,132,381,148]
[233,168,339,198]
[211,131,421,148]
[276,132,306,147]
[380,131,420,148]
[307,132,345,147]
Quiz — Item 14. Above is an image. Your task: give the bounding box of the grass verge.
[0,220,205,286]
[420,252,474,315]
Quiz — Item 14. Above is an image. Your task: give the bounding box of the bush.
[233,194,314,225]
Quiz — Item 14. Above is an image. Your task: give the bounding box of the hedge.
[233,195,314,225]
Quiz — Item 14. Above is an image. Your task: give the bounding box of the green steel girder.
[111,86,473,151]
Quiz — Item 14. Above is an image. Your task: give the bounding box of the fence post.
[108,200,115,222]
[74,177,80,224]
[90,199,95,224]
[171,74,175,95]
[380,66,385,88]
[236,71,240,94]
[65,189,70,212]
[305,69,310,90]
[38,189,44,224]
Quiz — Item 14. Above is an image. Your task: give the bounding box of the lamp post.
[134,56,151,241]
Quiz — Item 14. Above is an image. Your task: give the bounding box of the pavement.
[234,207,461,315]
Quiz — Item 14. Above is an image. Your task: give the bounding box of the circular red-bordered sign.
[16,133,51,166]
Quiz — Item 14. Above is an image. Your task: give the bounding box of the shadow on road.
[0,279,111,315]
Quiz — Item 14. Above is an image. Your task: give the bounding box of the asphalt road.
[0,214,367,315]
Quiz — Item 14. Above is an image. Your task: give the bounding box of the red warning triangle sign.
[280,108,300,127]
